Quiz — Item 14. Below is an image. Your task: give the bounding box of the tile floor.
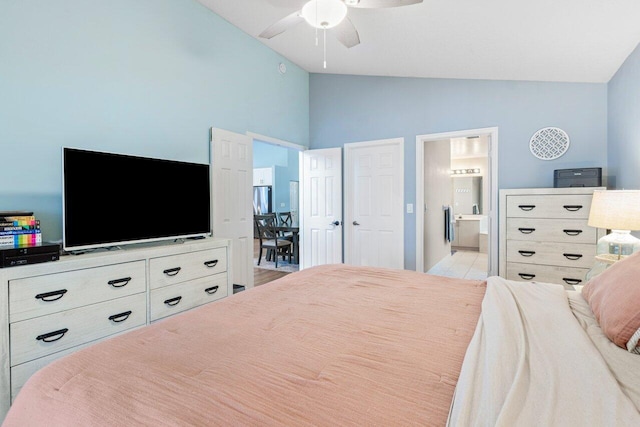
[427,250,488,280]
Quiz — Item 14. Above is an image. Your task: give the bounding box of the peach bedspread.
[4,264,485,426]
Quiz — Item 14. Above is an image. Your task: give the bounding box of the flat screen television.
[63,147,211,251]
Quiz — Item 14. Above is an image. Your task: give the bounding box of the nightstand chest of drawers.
[499,187,605,288]
[0,238,231,420]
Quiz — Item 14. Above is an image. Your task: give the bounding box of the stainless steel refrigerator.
[253,186,272,238]
[253,186,272,215]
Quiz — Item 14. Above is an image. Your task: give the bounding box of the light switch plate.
[406,204,414,214]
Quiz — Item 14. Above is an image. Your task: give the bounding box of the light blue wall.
[608,43,640,190]
[0,0,309,241]
[310,74,608,270]
[253,141,289,168]
[0,0,619,269]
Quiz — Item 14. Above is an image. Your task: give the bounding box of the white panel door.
[210,128,253,289]
[301,148,343,269]
[345,138,404,269]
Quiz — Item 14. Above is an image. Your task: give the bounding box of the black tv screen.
[63,148,211,251]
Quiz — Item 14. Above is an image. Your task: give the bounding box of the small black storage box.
[554,168,602,188]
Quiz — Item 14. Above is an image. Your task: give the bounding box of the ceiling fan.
[259,0,423,67]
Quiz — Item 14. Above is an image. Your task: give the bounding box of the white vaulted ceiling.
[196,0,640,83]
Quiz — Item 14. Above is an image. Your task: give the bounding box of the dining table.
[274,223,299,265]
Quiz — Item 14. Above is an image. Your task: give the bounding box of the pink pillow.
[582,250,640,353]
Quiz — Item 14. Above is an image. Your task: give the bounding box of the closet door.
[300,148,343,269]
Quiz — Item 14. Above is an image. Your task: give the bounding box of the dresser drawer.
[506,262,590,288]
[506,195,593,219]
[506,218,596,244]
[150,247,227,289]
[9,261,145,323]
[12,340,93,401]
[10,325,140,402]
[506,241,595,268]
[10,293,146,366]
[150,274,228,321]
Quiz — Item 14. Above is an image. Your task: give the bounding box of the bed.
[3,260,640,426]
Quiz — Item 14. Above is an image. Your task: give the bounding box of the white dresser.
[0,237,231,420]
[499,187,605,288]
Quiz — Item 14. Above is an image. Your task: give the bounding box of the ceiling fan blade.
[348,0,423,8]
[259,11,304,39]
[333,17,360,48]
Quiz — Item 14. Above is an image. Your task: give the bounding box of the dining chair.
[277,211,293,226]
[277,211,295,242]
[254,214,292,268]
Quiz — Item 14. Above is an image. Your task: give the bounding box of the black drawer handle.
[204,260,218,268]
[563,205,583,212]
[518,250,536,257]
[518,273,536,280]
[163,267,181,277]
[35,289,67,302]
[108,310,132,323]
[563,253,583,260]
[36,328,69,343]
[518,228,536,234]
[518,205,536,211]
[107,277,132,288]
[205,285,219,295]
[563,229,583,236]
[164,296,182,306]
[563,278,582,285]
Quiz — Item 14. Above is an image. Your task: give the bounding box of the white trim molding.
[415,127,499,276]
[246,132,307,151]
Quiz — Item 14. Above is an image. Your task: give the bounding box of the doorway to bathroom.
[415,127,498,279]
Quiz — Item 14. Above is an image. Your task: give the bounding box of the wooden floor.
[254,267,289,287]
[253,239,290,287]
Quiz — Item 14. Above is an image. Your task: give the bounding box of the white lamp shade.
[588,190,640,231]
[301,0,348,29]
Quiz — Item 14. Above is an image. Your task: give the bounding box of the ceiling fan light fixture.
[301,0,348,29]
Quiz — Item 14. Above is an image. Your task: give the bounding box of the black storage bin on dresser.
[554,168,602,188]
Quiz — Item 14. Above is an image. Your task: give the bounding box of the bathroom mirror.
[452,176,482,215]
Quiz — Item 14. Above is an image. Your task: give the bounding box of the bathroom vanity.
[452,215,488,251]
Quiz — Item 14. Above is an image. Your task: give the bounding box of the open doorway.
[250,134,304,286]
[415,127,499,278]
[210,129,306,293]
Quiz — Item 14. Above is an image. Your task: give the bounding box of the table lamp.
[588,190,640,264]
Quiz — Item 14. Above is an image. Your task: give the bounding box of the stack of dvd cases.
[0,211,42,247]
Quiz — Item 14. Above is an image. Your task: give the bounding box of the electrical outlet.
[280,202,285,207]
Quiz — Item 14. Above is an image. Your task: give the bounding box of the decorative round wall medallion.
[529,127,570,160]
